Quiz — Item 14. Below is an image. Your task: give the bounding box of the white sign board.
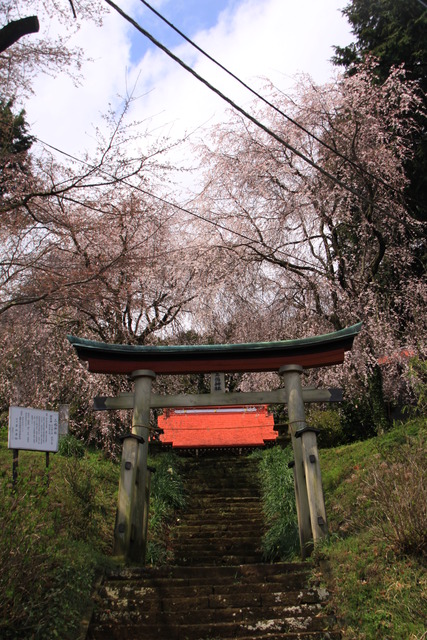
[8,406,59,452]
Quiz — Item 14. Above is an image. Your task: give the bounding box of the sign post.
[8,407,59,486]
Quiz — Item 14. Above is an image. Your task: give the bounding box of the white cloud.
[26,0,352,160]
[27,2,134,156]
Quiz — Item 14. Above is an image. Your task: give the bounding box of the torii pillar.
[114,369,155,563]
[280,365,328,557]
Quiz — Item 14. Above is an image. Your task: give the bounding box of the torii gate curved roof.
[67,322,362,375]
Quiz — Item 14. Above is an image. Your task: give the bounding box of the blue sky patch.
[129,0,235,65]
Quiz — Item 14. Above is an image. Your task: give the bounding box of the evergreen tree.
[0,100,33,161]
[0,101,34,200]
[333,0,427,221]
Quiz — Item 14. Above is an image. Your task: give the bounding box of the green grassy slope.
[318,418,426,640]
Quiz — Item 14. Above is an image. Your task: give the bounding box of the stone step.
[175,515,262,524]
[171,533,263,543]
[99,571,313,593]
[184,490,259,498]
[185,495,261,503]
[174,545,263,565]
[172,553,264,563]
[175,516,263,526]
[93,603,326,626]
[182,505,262,515]
[185,480,259,485]
[172,536,262,547]
[185,476,259,482]
[179,518,262,527]
[98,581,326,603]
[188,491,260,504]
[171,551,264,564]
[185,480,257,487]
[177,519,263,528]
[89,628,340,640]
[105,562,309,581]
[98,587,328,612]
[182,459,258,468]
[180,503,262,512]
[183,507,262,515]
[89,615,339,639]
[171,535,263,546]
[182,501,262,508]
[184,501,262,509]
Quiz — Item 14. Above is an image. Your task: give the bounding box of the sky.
[26,0,353,162]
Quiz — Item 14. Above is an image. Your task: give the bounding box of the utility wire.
[103,0,387,211]
[138,0,404,201]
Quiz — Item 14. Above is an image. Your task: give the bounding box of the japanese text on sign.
[8,406,59,452]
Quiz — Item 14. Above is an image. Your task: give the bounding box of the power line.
[104,0,389,211]
[138,0,404,201]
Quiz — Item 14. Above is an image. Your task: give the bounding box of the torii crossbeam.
[68,323,362,563]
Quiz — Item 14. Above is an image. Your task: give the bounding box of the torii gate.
[68,322,361,564]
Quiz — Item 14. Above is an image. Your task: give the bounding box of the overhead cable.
[103,0,388,211]
[138,0,403,200]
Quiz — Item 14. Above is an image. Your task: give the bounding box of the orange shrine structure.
[158,404,276,450]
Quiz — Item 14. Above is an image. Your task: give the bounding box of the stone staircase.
[169,454,265,565]
[86,452,340,639]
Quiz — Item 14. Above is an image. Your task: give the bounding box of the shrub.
[407,357,427,415]
[339,366,391,443]
[52,453,118,552]
[255,446,299,560]
[339,399,379,443]
[363,432,427,557]
[57,433,85,458]
[147,452,186,565]
[150,452,186,512]
[308,408,344,448]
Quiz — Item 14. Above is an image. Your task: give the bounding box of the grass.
[318,417,427,639]
[251,446,300,560]
[0,428,186,639]
[146,451,187,564]
[0,444,114,639]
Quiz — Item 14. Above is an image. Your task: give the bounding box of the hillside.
[315,418,426,639]
[0,417,425,639]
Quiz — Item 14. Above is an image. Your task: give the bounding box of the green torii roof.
[67,322,362,375]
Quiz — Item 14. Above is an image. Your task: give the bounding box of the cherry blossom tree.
[0,181,206,453]
[193,61,427,407]
[0,0,215,452]
[0,87,208,453]
[0,120,213,453]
